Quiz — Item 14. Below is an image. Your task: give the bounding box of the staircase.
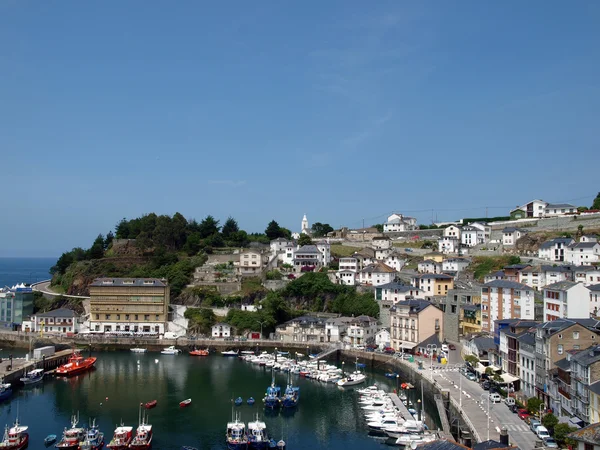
[313,344,342,360]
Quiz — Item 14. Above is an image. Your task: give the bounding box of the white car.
[441,344,449,352]
[489,393,502,403]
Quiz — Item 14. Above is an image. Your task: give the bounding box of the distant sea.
[0,257,56,288]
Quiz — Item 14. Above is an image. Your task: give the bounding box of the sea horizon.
[0,256,56,287]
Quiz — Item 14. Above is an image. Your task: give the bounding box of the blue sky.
[1,1,599,257]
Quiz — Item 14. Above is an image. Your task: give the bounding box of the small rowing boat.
[179,399,192,408]
[144,400,157,410]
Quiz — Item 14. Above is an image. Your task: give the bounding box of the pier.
[388,393,414,421]
[1,349,73,384]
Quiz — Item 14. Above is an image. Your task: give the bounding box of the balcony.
[558,386,571,400]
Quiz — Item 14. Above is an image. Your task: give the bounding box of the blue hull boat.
[235,397,243,406]
[0,383,12,402]
[247,397,255,406]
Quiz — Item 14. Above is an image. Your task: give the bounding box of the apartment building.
[390,299,443,353]
[89,278,169,335]
[275,316,327,343]
[411,273,454,297]
[543,281,591,321]
[518,331,537,398]
[481,280,534,333]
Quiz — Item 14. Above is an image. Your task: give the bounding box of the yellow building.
[89,278,169,335]
[461,304,482,335]
[412,273,455,297]
[422,252,444,263]
[589,381,600,425]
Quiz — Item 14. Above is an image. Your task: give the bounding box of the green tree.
[526,397,544,415]
[508,256,521,265]
[184,308,217,335]
[553,423,577,447]
[592,192,600,210]
[89,234,105,259]
[265,220,285,240]
[198,215,220,239]
[541,413,558,433]
[464,355,479,365]
[104,231,114,250]
[183,232,202,256]
[227,230,249,248]
[222,217,239,238]
[485,367,495,376]
[373,224,384,233]
[297,234,313,246]
[311,222,334,237]
[265,270,283,281]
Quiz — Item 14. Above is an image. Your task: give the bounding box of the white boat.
[130,348,147,353]
[337,373,366,387]
[160,346,180,355]
[395,433,436,446]
[221,350,239,357]
[367,417,403,431]
[240,351,255,355]
[383,420,426,439]
[20,368,44,385]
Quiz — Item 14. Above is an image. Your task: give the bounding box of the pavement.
[32,281,89,299]
[397,348,540,450]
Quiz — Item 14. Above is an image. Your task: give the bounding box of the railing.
[449,396,481,443]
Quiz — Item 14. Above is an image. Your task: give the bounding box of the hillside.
[515,227,600,255]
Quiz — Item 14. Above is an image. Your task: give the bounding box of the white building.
[591,285,600,317]
[345,315,378,345]
[418,259,442,274]
[212,323,232,338]
[438,236,459,254]
[502,227,526,246]
[383,214,417,233]
[517,331,537,398]
[372,236,392,249]
[275,316,326,343]
[538,238,575,262]
[442,258,471,273]
[270,238,296,265]
[293,245,326,273]
[443,225,461,240]
[314,241,332,266]
[324,317,353,343]
[574,266,600,286]
[543,281,591,321]
[383,251,406,272]
[460,226,479,247]
[469,222,491,243]
[337,270,356,286]
[519,265,573,290]
[375,281,425,304]
[358,262,397,287]
[544,203,578,217]
[375,329,391,349]
[481,280,534,332]
[237,249,270,275]
[510,199,548,218]
[566,241,600,266]
[31,308,80,334]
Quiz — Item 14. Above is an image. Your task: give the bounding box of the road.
[32,281,90,299]
[403,348,539,450]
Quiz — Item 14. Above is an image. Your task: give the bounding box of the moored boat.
[225,413,248,450]
[179,399,192,408]
[0,418,29,450]
[44,435,57,446]
[247,415,269,449]
[20,368,44,385]
[56,352,97,377]
[189,349,209,356]
[281,373,299,409]
[130,348,147,354]
[129,405,152,450]
[221,350,239,357]
[0,384,12,402]
[234,397,243,406]
[263,376,281,410]
[160,346,180,355]
[106,424,132,450]
[247,397,255,406]
[78,419,104,450]
[144,400,157,410]
[55,414,86,449]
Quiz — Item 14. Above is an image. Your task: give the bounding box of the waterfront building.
[345,315,378,345]
[212,322,232,338]
[543,281,591,321]
[462,335,496,365]
[480,280,534,333]
[31,308,80,334]
[0,283,34,330]
[389,299,443,353]
[375,281,425,328]
[538,238,575,262]
[324,317,353,343]
[357,262,397,287]
[375,328,390,349]
[275,315,327,343]
[88,278,169,335]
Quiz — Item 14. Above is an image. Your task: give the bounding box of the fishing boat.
[160,346,180,355]
[129,404,153,450]
[144,400,157,410]
[55,414,86,449]
[44,435,57,446]
[234,397,243,406]
[179,399,192,408]
[247,397,255,406]
[221,350,239,357]
[20,368,44,385]
[281,373,299,408]
[78,419,104,450]
[55,352,97,377]
[106,424,133,450]
[263,375,281,410]
[0,384,12,402]
[225,413,248,450]
[130,348,147,354]
[247,415,269,449]
[189,349,209,356]
[0,418,29,450]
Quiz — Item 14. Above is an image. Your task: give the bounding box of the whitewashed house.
[574,266,600,286]
[315,241,332,266]
[443,225,462,240]
[237,249,270,275]
[538,238,575,262]
[337,257,359,285]
[519,265,572,290]
[358,262,397,287]
[351,248,376,270]
[544,203,578,217]
[566,241,600,265]
[345,315,378,345]
[461,226,479,247]
[293,245,326,273]
[581,235,599,243]
[438,236,459,254]
[418,259,442,274]
[510,199,548,218]
[469,222,491,243]
[324,317,353,343]
[543,281,591,321]
[383,251,406,272]
[275,316,326,343]
[502,227,526,246]
[31,309,80,334]
[212,323,232,338]
[375,329,391,349]
[375,281,425,304]
[383,214,417,232]
[372,236,392,249]
[442,258,471,273]
[375,247,392,260]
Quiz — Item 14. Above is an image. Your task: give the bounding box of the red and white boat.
[106,424,132,450]
[189,349,209,356]
[56,351,97,377]
[179,399,192,408]
[0,418,28,450]
[129,405,153,450]
[55,414,86,449]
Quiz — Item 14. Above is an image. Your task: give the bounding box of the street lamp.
[480,393,491,442]
[417,399,422,421]
[255,320,267,339]
[426,344,437,380]
[275,347,278,363]
[396,374,400,392]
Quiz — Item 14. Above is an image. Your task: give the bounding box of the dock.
[388,393,414,421]
[1,349,73,384]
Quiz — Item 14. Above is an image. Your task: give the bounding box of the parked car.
[543,438,558,448]
[404,248,413,252]
[481,381,490,390]
[510,404,519,413]
[466,372,478,381]
[517,409,530,420]
[489,393,501,403]
[529,419,541,433]
[441,343,449,352]
[449,344,456,350]
[504,397,515,407]
[536,426,550,440]
[384,347,395,354]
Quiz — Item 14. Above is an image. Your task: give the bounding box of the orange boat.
[189,349,209,356]
[56,352,97,377]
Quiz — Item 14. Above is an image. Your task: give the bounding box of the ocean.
[0,257,56,288]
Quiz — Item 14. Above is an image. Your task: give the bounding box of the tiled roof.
[546,203,576,209]
[360,262,397,274]
[394,299,435,314]
[90,278,166,287]
[588,380,600,397]
[571,345,600,366]
[417,439,470,450]
[378,281,420,292]
[517,332,536,346]
[502,227,526,233]
[483,280,530,290]
[569,242,600,249]
[589,284,600,292]
[473,440,514,450]
[544,281,579,291]
[417,273,453,280]
[35,308,77,318]
[295,245,321,254]
[555,357,571,371]
[568,422,600,445]
[418,333,442,348]
[470,336,496,352]
[540,237,575,249]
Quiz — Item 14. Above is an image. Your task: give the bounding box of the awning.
[500,373,519,384]
[474,363,487,374]
[399,342,418,349]
[488,365,501,372]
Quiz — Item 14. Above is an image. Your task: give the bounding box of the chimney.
[500,426,509,446]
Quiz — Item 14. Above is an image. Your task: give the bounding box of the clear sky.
[1,1,599,257]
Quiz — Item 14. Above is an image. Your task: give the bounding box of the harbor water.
[0,350,439,449]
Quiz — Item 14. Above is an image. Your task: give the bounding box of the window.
[155,315,159,321]
[144,315,150,321]
[125,314,130,320]
[135,315,139,320]
[105,314,111,320]
[116,314,120,320]
[585,443,593,450]
[95,314,99,320]
[558,344,564,355]
[573,331,580,339]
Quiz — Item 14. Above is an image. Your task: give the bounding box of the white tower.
[301,214,309,235]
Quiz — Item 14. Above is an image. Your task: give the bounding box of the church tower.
[301,214,309,235]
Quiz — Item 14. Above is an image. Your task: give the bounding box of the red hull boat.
[56,352,97,377]
[189,349,209,356]
[0,419,29,450]
[179,399,192,408]
[144,400,157,410]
